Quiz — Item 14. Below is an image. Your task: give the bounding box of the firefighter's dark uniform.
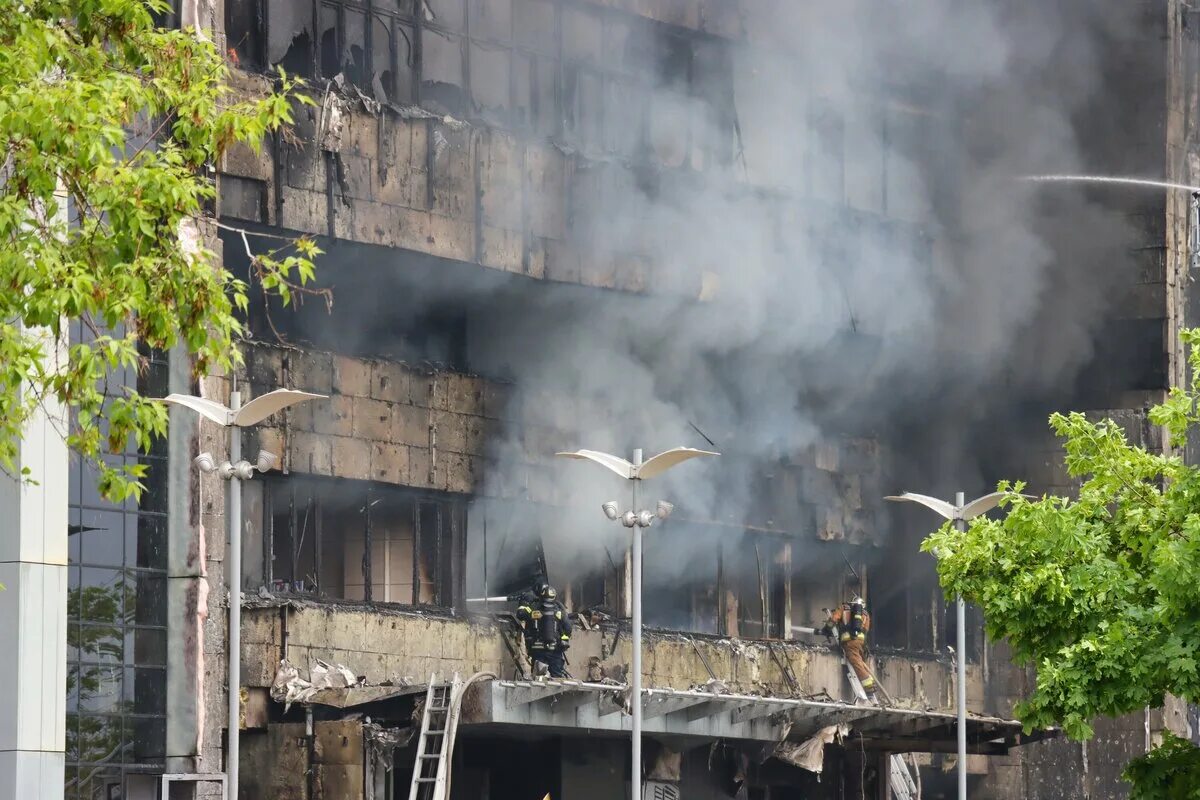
[830,596,875,698]
[515,586,572,678]
[511,589,539,650]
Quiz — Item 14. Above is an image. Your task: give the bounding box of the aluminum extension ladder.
[844,659,918,800]
[407,673,463,800]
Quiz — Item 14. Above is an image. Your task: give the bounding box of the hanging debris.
[772,724,850,774]
[270,659,318,711]
[364,721,414,771]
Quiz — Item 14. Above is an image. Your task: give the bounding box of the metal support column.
[630,448,643,800]
[227,391,242,799]
[955,490,966,800]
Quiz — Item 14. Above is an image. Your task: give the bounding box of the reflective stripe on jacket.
[831,602,870,641]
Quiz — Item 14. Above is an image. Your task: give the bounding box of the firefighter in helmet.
[828,576,876,701]
[515,582,573,678]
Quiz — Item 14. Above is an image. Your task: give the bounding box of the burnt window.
[226,0,418,103]
[265,476,464,607]
[643,525,722,634]
[470,42,513,122]
[616,20,734,168]
[866,567,924,652]
[224,0,733,160]
[868,532,945,654]
[422,26,467,115]
[225,0,264,69]
[789,554,842,637]
[641,525,791,639]
[237,237,470,368]
[939,599,985,664]
[571,569,607,612]
[722,536,787,640]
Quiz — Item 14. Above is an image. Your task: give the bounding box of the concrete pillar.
[165,345,208,775]
[0,332,69,798]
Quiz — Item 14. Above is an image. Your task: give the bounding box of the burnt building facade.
[63,0,1200,798]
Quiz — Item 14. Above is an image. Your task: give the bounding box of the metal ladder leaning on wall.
[408,672,464,800]
[844,660,919,800]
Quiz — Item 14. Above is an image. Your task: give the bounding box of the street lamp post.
[884,490,1009,800]
[557,446,718,800]
[161,387,325,800]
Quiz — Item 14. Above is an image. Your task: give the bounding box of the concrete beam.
[597,694,627,717]
[680,701,724,722]
[643,695,712,720]
[731,700,793,725]
[505,682,574,709]
[543,689,597,714]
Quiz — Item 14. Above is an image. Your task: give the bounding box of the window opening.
[265,476,462,607]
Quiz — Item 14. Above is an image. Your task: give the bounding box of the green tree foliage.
[922,328,1200,796]
[0,0,320,502]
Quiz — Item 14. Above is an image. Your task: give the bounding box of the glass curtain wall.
[65,323,170,799]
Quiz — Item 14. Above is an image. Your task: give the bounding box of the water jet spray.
[1024,174,1200,193]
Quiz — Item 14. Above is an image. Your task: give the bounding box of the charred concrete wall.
[245,343,509,497]
[217,0,939,302]
[163,221,238,795]
[240,719,364,800]
[241,342,882,537]
[234,342,901,646]
[240,602,980,714]
[237,601,1019,797]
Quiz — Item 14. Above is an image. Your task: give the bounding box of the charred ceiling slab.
[307,684,428,709]
[469,679,1033,753]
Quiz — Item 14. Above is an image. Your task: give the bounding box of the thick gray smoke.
[247,1,1155,612]
[458,0,1149,598]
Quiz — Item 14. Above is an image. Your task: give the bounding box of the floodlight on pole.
[160,387,325,800]
[884,489,1015,800]
[556,445,718,800]
[255,449,279,473]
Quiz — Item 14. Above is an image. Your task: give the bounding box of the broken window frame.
[263,475,465,609]
[720,534,789,641]
[938,597,986,664]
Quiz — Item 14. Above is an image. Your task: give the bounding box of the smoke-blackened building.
[55,0,1200,798]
